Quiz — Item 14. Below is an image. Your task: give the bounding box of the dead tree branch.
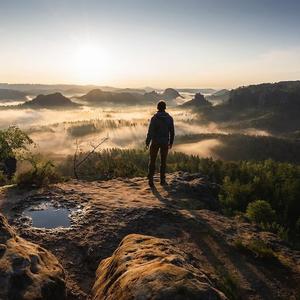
[73,136,108,179]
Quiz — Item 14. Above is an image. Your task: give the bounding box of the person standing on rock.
[145,100,175,187]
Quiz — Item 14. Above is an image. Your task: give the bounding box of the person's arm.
[169,117,175,147]
[145,117,154,147]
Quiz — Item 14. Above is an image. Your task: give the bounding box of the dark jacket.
[146,111,174,146]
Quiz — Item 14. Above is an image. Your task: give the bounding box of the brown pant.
[148,143,169,180]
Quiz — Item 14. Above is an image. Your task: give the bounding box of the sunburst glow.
[72,44,111,84]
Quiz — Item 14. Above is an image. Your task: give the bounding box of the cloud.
[0,105,272,157]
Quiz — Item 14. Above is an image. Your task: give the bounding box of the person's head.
[157,100,166,112]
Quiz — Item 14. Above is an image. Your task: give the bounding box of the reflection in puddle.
[24,204,73,229]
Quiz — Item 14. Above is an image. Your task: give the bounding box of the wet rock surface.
[92,234,227,300]
[0,172,299,300]
[0,213,66,300]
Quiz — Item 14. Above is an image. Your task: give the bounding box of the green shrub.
[260,222,289,241]
[216,266,241,300]
[246,200,276,224]
[219,177,254,212]
[60,148,204,180]
[67,123,98,137]
[57,150,300,243]
[233,239,245,251]
[0,171,8,186]
[234,239,276,260]
[246,239,276,259]
[0,126,33,161]
[0,126,33,186]
[16,156,62,188]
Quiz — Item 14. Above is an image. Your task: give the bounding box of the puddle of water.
[23,204,73,229]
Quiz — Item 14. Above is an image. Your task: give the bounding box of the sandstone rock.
[181,93,211,107]
[0,213,66,300]
[169,172,220,210]
[161,88,183,100]
[91,234,227,300]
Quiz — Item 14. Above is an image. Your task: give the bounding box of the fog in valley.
[0,98,271,161]
[2,82,298,167]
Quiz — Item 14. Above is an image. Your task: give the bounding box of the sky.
[1,0,300,88]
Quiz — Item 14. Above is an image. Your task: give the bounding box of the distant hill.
[0,83,102,95]
[143,91,160,103]
[206,89,230,104]
[228,81,300,109]
[161,88,183,100]
[22,93,78,108]
[0,83,131,96]
[193,81,300,134]
[79,89,145,106]
[0,83,185,101]
[0,89,27,101]
[80,88,182,106]
[181,93,211,108]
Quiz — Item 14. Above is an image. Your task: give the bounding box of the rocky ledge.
[92,234,227,300]
[0,173,299,299]
[0,213,66,300]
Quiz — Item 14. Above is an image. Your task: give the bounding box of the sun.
[72,43,111,83]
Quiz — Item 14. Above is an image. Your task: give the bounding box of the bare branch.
[73,137,108,179]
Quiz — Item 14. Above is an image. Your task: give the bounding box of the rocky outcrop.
[181,93,211,108]
[143,90,161,102]
[169,172,220,210]
[206,89,230,103]
[0,213,66,300]
[22,92,78,108]
[161,88,183,100]
[91,234,227,300]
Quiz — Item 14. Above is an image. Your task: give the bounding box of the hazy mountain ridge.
[0,83,102,96]
[177,88,216,94]
[189,81,300,134]
[1,80,299,135]
[161,88,183,100]
[181,92,211,107]
[79,89,148,106]
[0,83,186,97]
[228,81,300,109]
[79,88,183,106]
[0,88,27,101]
